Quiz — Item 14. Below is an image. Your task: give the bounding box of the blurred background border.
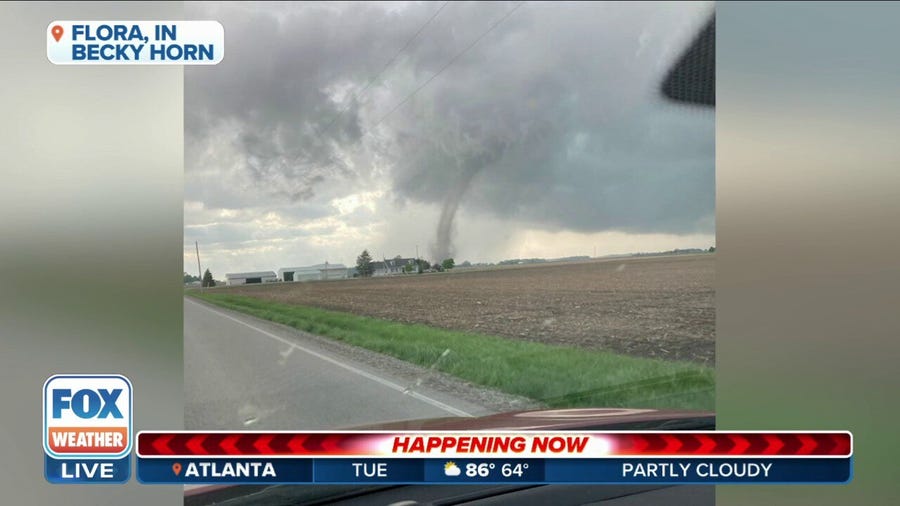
[0,2,896,504]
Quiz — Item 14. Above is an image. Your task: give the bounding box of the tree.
[202,268,216,287]
[708,246,716,253]
[184,272,200,284]
[356,249,374,277]
[441,258,455,270]
[416,258,430,273]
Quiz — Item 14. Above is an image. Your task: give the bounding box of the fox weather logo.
[43,374,132,483]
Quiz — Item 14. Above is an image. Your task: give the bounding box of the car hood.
[349,407,715,431]
[185,408,714,501]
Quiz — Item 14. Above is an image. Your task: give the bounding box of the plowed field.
[220,254,715,364]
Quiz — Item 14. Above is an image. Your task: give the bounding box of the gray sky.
[184,1,714,276]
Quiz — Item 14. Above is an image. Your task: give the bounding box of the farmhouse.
[372,257,417,276]
[225,271,277,286]
[278,263,348,282]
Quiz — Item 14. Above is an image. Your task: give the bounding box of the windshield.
[183,0,715,431]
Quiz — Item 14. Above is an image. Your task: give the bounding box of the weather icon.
[444,461,461,477]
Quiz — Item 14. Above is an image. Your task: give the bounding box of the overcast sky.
[184,1,715,276]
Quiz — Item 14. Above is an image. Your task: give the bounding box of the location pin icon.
[51,25,63,42]
[172,462,182,476]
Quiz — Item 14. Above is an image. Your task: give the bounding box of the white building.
[225,271,278,286]
[373,257,417,276]
[278,263,347,282]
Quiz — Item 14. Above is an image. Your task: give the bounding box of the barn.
[278,264,347,282]
[225,271,277,286]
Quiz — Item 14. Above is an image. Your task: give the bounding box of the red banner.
[137,431,851,458]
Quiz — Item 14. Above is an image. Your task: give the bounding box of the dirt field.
[220,254,715,364]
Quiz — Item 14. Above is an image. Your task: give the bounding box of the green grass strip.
[189,292,714,411]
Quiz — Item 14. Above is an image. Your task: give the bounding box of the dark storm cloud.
[186,1,714,260]
[186,1,422,200]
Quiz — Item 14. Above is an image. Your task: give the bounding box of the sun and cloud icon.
[444,461,461,477]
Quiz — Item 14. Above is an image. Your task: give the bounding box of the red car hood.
[350,407,714,431]
[185,408,713,499]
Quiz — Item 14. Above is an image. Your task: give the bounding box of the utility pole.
[416,245,419,273]
[195,241,203,292]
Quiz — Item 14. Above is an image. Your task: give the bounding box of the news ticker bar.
[137,431,852,458]
[128,431,852,485]
[135,457,852,485]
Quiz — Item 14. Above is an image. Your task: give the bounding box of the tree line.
[355,249,455,278]
[184,269,216,287]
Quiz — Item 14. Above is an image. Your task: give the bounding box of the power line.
[369,1,526,131]
[316,1,451,138]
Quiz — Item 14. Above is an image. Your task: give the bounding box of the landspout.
[433,164,481,263]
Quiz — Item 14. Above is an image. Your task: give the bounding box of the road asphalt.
[184,297,491,430]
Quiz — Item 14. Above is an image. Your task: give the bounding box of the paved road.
[184,297,490,430]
